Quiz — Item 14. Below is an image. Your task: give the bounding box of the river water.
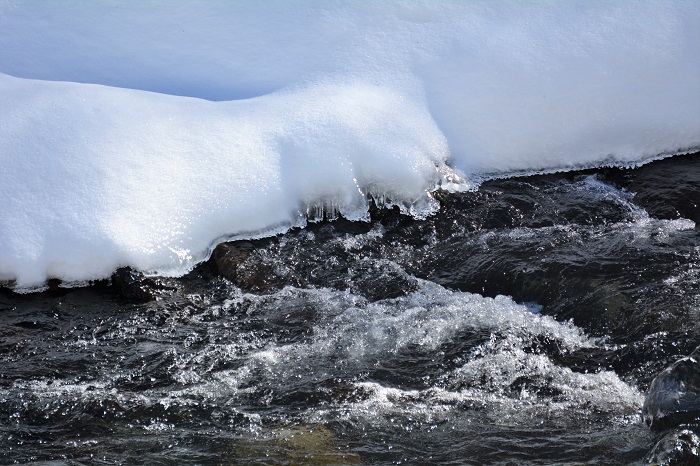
[1,153,699,465]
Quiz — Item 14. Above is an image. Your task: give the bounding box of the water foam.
[5,282,639,432]
[217,282,640,425]
[0,1,698,287]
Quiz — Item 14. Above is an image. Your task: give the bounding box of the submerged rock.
[644,346,700,431]
[235,425,361,465]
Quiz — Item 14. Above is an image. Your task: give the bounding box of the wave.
[0,1,698,289]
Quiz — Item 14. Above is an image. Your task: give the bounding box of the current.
[0,2,699,465]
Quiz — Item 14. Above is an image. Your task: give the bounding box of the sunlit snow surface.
[0,0,699,288]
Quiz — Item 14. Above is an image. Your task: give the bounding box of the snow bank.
[0,1,698,289]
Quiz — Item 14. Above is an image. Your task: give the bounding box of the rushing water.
[1,153,699,465]
[1,3,699,465]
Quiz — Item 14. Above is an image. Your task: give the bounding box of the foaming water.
[0,281,645,464]
[0,2,699,287]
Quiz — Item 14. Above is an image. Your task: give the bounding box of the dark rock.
[342,260,419,301]
[646,429,700,466]
[644,346,700,431]
[209,240,293,292]
[209,236,418,300]
[625,152,700,225]
[110,267,163,302]
[209,241,255,281]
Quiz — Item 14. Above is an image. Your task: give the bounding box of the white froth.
[219,283,640,424]
[2,283,643,432]
[0,1,698,286]
[227,284,595,381]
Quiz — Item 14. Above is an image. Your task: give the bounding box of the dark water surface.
[1,153,699,465]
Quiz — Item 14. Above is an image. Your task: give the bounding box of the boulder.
[645,429,700,466]
[643,346,700,431]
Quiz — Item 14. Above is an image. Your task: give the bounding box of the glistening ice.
[0,1,698,289]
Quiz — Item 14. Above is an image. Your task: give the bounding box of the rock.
[110,267,174,302]
[344,260,419,301]
[646,429,700,466]
[209,240,292,292]
[643,346,700,431]
[209,241,255,281]
[234,424,361,465]
[625,153,700,225]
[209,237,418,300]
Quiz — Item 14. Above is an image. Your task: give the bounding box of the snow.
[0,1,698,289]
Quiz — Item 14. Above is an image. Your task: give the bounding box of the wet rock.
[644,346,700,431]
[209,239,296,292]
[646,429,700,466]
[235,424,361,465]
[209,234,418,300]
[624,152,700,225]
[110,267,174,302]
[209,241,255,281]
[344,260,419,301]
